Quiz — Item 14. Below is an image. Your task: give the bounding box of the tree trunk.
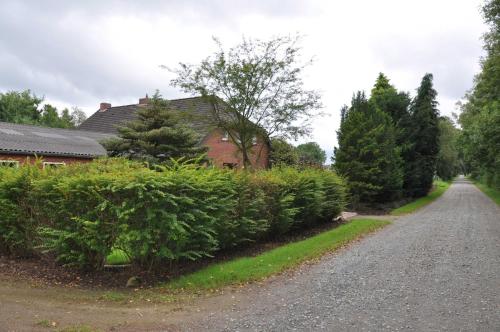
[241,146,252,170]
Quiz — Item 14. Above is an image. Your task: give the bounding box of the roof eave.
[0,149,102,159]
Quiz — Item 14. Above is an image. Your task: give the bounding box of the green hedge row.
[0,159,347,270]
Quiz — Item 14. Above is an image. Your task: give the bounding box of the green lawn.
[391,180,451,215]
[164,218,390,290]
[472,181,500,205]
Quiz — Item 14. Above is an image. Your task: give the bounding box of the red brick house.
[0,121,111,167]
[78,96,269,169]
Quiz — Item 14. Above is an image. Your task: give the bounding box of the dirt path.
[1,178,499,331]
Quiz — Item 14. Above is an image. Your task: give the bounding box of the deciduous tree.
[458,0,500,188]
[269,138,299,167]
[436,117,461,181]
[171,35,321,168]
[296,142,326,167]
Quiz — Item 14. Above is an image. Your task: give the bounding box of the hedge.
[0,159,347,270]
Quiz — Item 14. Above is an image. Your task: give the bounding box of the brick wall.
[202,129,269,169]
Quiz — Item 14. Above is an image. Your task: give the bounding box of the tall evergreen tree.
[104,92,207,164]
[334,92,403,205]
[404,74,440,197]
[369,73,412,147]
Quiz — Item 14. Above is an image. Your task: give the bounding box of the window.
[221,131,229,141]
[42,161,66,169]
[252,136,257,145]
[0,160,19,168]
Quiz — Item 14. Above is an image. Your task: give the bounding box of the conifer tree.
[370,73,411,129]
[404,74,440,197]
[334,92,403,205]
[104,92,207,164]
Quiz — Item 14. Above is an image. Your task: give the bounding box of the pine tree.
[404,73,440,197]
[334,92,403,205]
[104,92,207,164]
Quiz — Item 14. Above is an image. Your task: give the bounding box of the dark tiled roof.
[0,122,113,158]
[78,97,218,137]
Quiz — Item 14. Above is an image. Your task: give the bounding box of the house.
[0,121,111,167]
[78,96,270,169]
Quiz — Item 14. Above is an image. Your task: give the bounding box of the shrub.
[0,159,347,270]
[0,164,40,257]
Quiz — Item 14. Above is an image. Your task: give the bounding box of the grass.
[105,248,130,265]
[36,319,53,328]
[391,180,451,215]
[472,180,500,205]
[98,291,128,302]
[164,218,390,291]
[57,325,100,332]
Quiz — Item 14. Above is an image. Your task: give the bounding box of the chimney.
[99,102,111,111]
[138,94,149,105]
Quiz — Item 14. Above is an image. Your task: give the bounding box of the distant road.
[184,177,500,331]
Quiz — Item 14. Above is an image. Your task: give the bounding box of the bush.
[0,164,40,257]
[0,159,347,270]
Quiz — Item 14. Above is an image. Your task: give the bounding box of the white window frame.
[0,160,20,168]
[42,161,66,169]
[221,131,229,141]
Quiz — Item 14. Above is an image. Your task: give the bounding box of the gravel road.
[183,178,500,331]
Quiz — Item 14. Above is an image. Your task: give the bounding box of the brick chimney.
[99,102,111,111]
[138,94,149,105]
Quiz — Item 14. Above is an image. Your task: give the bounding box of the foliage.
[436,117,461,180]
[459,0,500,189]
[404,74,441,197]
[390,180,451,215]
[103,92,207,165]
[0,89,43,124]
[166,218,390,290]
[0,89,86,128]
[0,164,41,256]
[0,159,347,271]
[472,179,500,206]
[171,35,321,168]
[269,138,299,167]
[296,142,326,166]
[334,91,403,205]
[370,73,411,128]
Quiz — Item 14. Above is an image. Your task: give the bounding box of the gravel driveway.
[183,178,500,331]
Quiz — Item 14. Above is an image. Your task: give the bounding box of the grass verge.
[164,218,390,291]
[391,180,451,215]
[472,181,500,205]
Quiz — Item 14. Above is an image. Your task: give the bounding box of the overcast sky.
[0,0,487,158]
